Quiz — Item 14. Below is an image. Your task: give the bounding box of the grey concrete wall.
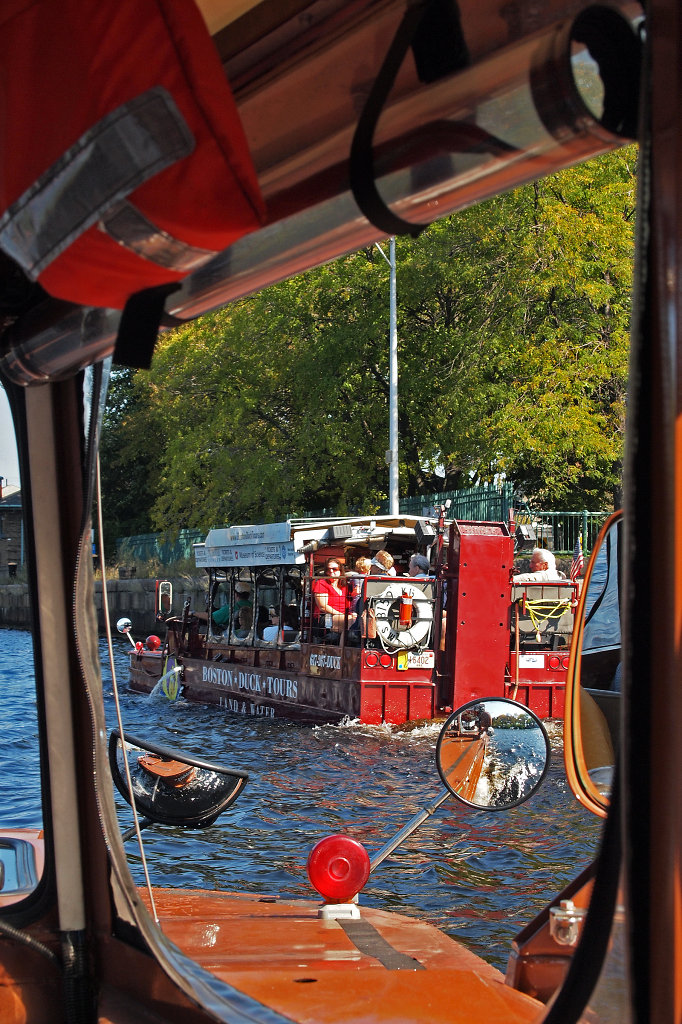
[0,561,576,633]
[0,576,208,635]
[0,581,31,629]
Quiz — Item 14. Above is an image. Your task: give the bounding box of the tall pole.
[388,236,399,515]
[375,237,399,515]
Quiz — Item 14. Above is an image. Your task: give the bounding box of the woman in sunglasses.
[311,557,356,643]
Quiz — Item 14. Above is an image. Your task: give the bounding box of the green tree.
[100,147,636,537]
[98,367,160,554]
[483,148,636,508]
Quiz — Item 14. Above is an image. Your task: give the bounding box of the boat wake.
[474,731,547,806]
[148,665,183,701]
[314,717,441,741]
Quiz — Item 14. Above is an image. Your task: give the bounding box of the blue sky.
[0,386,20,490]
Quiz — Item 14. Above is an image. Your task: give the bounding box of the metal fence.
[396,483,516,521]
[115,528,204,566]
[513,509,608,556]
[298,484,607,555]
[115,492,608,566]
[299,483,516,523]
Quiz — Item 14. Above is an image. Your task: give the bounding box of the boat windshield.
[208,565,304,645]
[203,562,437,651]
[0,401,43,906]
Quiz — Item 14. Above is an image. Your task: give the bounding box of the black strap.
[349,0,469,237]
[411,0,469,84]
[540,761,622,1023]
[571,7,641,140]
[113,282,181,369]
[0,250,50,338]
[340,918,425,970]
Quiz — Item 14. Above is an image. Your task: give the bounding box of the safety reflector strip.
[0,87,194,278]
[100,201,216,273]
[339,919,425,970]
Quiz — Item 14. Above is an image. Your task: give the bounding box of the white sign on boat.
[204,522,292,547]
[195,540,300,568]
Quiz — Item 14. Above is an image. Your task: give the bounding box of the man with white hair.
[513,548,565,583]
[408,553,431,577]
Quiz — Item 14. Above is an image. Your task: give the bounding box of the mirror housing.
[564,511,622,816]
[155,580,173,620]
[108,731,248,829]
[436,698,550,809]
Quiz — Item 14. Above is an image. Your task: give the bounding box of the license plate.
[406,650,434,669]
[518,654,545,669]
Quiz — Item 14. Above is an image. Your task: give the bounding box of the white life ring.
[371,582,433,651]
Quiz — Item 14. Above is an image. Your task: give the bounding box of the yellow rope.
[521,598,572,642]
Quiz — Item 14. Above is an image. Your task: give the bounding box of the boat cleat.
[318,899,361,921]
[549,898,587,946]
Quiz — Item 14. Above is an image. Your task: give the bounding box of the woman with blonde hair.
[371,549,396,575]
[347,556,372,644]
[350,555,372,608]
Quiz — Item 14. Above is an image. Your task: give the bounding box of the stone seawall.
[0,577,208,635]
[1,559,577,634]
[0,582,31,630]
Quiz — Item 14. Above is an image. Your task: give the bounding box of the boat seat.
[512,583,576,642]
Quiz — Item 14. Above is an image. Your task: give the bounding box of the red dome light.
[307,834,370,903]
[146,635,161,651]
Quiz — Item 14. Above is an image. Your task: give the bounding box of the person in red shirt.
[312,557,356,643]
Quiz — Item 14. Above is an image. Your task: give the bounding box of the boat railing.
[199,568,439,654]
[511,581,578,650]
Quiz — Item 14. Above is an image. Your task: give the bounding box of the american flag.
[570,534,584,582]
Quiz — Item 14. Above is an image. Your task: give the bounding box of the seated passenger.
[211,603,231,629]
[513,548,566,583]
[282,603,300,642]
[370,549,396,575]
[256,604,270,633]
[350,556,371,608]
[262,608,280,642]
[234,606,253,638]
[212,581,251,632]
[347,557,371,643]
[312,557,355,643]
[408,553,431,577]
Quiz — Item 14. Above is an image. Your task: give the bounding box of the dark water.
[0,627,602,971]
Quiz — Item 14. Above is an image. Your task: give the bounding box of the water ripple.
[0,627,603,970]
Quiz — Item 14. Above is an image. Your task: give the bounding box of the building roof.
[0,485,22,509]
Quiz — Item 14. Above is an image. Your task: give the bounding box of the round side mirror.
[116,617,133,634]
[108,731,249,829]
[436,698,550,809]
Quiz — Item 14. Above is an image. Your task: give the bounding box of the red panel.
[359,684,385,725]
[505,682,565,719]
[358,682,435,724]
[408,684,435,721]
[446,521,514,708]
[384,686,408,724]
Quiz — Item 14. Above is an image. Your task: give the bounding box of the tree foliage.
[98,367,161,553]
[100,147,636,539]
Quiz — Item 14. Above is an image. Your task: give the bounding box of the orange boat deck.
[149,889,543,1024]
[437,736,487,803]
